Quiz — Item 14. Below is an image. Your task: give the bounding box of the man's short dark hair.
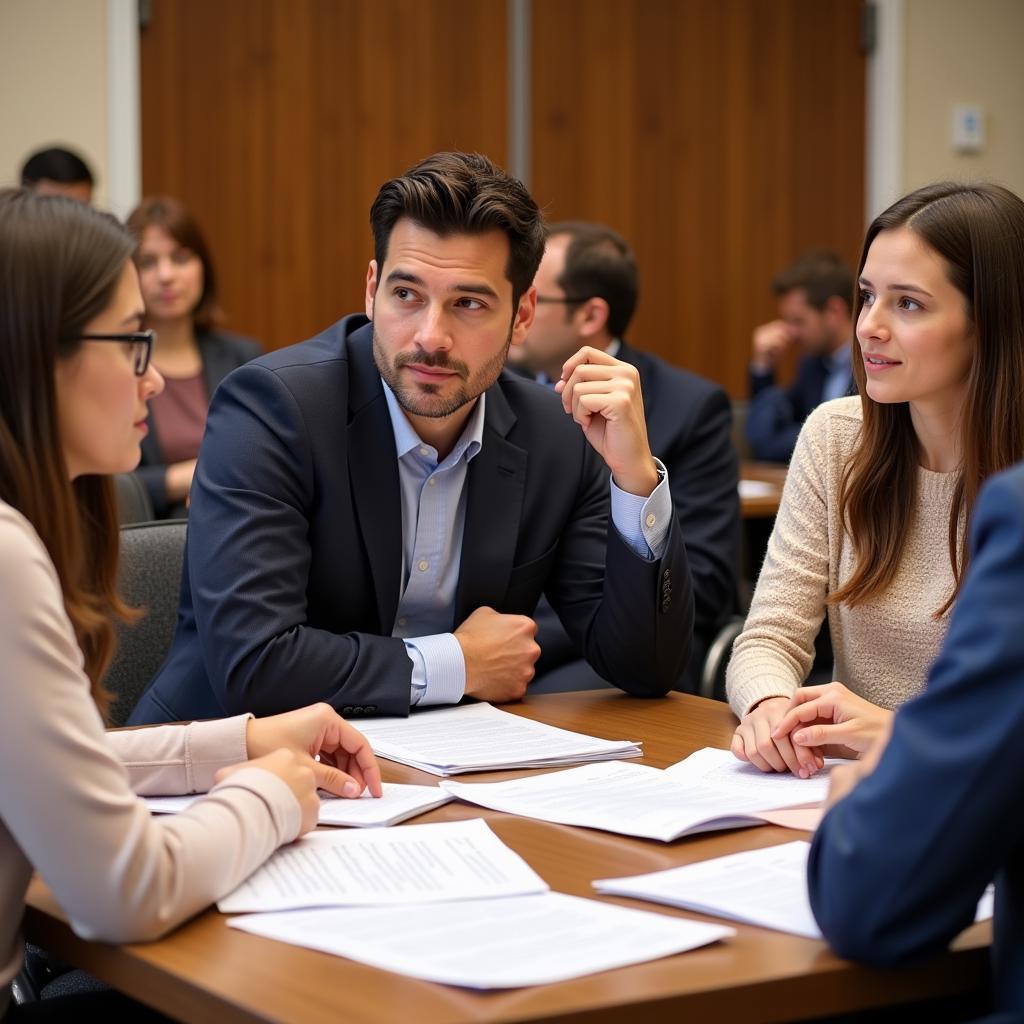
[370,152,546,306]
[20,147,95,187]
[550,221,638,339]
[772,250,854,314]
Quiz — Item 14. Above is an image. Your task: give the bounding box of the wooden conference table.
[24,692,989,1023]
[739,461,788,519]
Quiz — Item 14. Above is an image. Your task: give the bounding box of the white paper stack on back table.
[355,702,641,775]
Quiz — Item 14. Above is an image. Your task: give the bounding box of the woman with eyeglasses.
[0,189,381,1020]
[126,196,262,519]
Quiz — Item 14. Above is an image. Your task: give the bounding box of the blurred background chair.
[104,520,187,727]
[113,472,154,525]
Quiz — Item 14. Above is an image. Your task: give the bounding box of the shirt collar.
[381,378,486,466]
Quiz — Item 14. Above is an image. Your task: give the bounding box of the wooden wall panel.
[141,0,508,349]
[531,0,866,396]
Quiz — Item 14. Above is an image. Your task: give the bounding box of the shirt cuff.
[609,458,671,559]
[184,714,252,792]
[404,634,466,706]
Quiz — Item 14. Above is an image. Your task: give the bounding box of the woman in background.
[126,196,261,517]
[727,181,1024,777]
[0,189,380,1020]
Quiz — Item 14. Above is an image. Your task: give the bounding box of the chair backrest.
[699,614,745,703]
[104,520,187,726]
[113,472,155,525]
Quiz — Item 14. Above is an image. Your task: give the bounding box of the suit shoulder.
[248,317,362,375]
[495,371,590,439]
[629,346,726,403]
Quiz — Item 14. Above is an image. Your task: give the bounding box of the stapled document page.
[595,840,994,939]
[143,782,453,828]
[228,892,734,988]
[218,818,547,913]
[355,702,641,775]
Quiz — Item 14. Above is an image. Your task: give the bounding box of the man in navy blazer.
[806,461,1024,1018]
[130,153,692,724]
[745,251,855,463]
[513,222,738,692]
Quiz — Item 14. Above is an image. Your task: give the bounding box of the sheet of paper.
[664,747,844,810]
[754,806,824,831]
[355,702,641,775]
[228,892,734,988]
[595,841,995,939]
[218,818,547,914]
[738,479,778,499]
[144,782,452,828]
[442,760,766,842]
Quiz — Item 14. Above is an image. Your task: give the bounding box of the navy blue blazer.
[529,341,739,692]
[746,355,852,463]
[808,461,1024,1017]
[136,329,262,518]
[130,315,693,723]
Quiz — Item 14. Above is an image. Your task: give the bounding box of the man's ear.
[365,260,378,319]
[510,285,538,349]
[576,297,611,340]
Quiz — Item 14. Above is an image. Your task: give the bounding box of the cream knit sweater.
[727,396,959,720]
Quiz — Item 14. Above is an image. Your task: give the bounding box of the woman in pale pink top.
[0,190,382,1020]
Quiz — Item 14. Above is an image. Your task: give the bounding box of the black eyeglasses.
[535,294,591,305]
[79,330,155,376]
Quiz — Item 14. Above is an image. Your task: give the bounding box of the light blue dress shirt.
[382,379,672,705]
[822,343,853,403]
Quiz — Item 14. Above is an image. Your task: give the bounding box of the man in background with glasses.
[515,222,738,694]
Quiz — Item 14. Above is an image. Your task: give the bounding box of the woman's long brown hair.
[830,181,1024,615]
[0,189,138,716]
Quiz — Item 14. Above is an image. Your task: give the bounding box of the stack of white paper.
[218,818,547,913]
[228,892,734,988]
[594,841,995,939]
[440,749,835,842]
[355,702,641,776]
[144,782,452,828]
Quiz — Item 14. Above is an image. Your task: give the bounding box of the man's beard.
[373,325,513,419]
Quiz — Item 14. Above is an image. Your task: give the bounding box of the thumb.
[313,760,362,798]
[213,761,245,786]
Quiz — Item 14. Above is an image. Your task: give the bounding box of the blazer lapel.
[347,327,403,632]
[455,385,527,622]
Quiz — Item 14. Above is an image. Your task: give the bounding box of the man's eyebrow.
[384,269,500,300]
[859,275,933,297]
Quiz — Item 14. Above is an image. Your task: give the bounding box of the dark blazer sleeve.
[745,358,824,463]
[542,440,694,697]
[183,362,416,717]
[659,384,738,639]
[808,466,1024,967]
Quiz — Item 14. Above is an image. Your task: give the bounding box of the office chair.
[104,520,187,727]
[112,472,155,525]
[699,614,745,703]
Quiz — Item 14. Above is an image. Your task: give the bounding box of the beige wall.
[903,0,1024,195]
[0,0,109,207]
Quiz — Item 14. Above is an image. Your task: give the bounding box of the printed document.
[355,702,641,775]
[442,754,832,842]
[218,818,547,913]
[143,782,452,828]
[228,892,734,988]
[595,841,995,939]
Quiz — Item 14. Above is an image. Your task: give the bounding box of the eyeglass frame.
[78,330,155,376]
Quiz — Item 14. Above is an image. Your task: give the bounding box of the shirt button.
[419,446,429,457]
[398,617,407,627]
[645,513,656,528]
[418,559,429,572]
[428,477,436,487]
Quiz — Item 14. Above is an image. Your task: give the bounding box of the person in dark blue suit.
[803,460,1024,1019]
[746,251,855,463]
[130,152,693,725]
[512,221,739,692]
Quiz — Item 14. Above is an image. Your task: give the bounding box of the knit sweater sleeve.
[726,401,842,718]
